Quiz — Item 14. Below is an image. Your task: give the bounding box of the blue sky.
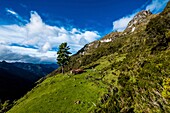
[0,0,169,63]
[0,0,150,33]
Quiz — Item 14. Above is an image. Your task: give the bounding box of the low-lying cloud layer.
[0,11,100,63]
[113,0,169,32]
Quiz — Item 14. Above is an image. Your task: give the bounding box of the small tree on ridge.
[57,42,71,74]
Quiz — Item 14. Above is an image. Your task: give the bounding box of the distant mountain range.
[0,61,58,102]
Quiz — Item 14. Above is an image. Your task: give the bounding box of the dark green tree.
[57,42,71,74]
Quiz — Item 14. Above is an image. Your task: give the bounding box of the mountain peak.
[125,10,152,32]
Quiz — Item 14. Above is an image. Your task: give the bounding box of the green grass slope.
[7,71,108,113]
[8,2,170,113]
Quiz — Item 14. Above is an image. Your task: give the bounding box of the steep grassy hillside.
[8,2,170,113]
[7,71,108,113]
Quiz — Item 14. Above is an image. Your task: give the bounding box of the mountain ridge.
[7,1,170,113]
[0,61,58,103]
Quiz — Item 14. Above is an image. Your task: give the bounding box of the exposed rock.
[74,100,81,104]
[76,11,152,56]
[125,10,152,33]
[76,32,123,56]
[76,41,100,55]
[101,32,124,43]
[131,27,135,32]
[100,39,112,43]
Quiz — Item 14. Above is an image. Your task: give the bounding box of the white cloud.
[40,42,51,53]
[0,44,56,63]
[146,0,169,13]
[6,9,18,16]
[113,0,169,32]
[6,8,28,23]
[83,31,100,42]
[113,14,135,32]
[0,11,100,63]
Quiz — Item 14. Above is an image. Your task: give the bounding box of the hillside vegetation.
[8,2,170,113]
